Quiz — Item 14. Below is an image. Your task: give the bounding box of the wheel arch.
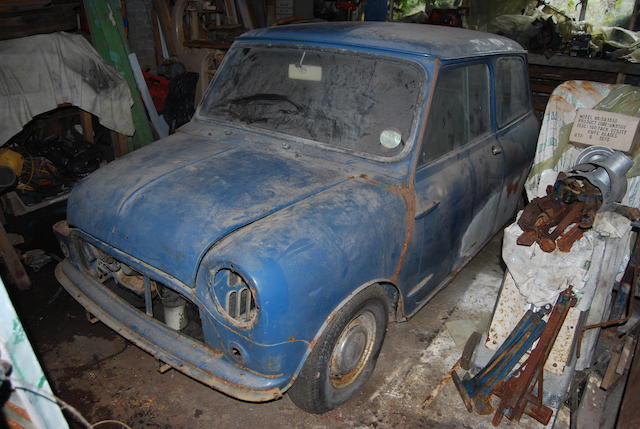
[280,278,399,394]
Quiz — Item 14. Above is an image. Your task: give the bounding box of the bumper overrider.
[53,221,287,402]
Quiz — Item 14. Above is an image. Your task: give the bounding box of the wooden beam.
[114,132,129,157]
[617,335,640,428]
[0,4,78,40]
[152,0,177,56]
[0,223,31,291]
[79,110,94,143]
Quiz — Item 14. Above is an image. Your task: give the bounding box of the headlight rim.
[207,263,259,330]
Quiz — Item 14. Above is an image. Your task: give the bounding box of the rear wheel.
[288,285,388,414]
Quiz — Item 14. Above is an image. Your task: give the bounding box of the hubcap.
[329,311,377,389]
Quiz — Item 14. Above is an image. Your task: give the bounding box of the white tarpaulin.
[502,211,631,309]
[0,32,135,144]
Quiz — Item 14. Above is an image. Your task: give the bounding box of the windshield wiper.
[228,93,304,112]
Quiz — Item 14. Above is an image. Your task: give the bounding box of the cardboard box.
[569,108,640,154]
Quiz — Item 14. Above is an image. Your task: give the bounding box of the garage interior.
[2,1,640,428]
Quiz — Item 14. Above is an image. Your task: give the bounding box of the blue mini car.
[54,22,538,413]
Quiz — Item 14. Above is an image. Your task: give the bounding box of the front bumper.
[55,259,286,402]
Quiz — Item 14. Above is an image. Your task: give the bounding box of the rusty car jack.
[452,305,551,415]
[491,287,577,426]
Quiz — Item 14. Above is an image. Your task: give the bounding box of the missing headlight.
[211,268,257,326]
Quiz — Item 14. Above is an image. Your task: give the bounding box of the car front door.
[404,60,502,311]
[493,56,539,228]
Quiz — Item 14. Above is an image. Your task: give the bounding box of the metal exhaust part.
[566,146,633,209]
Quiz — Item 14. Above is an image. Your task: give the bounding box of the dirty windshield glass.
[199,46,424,157]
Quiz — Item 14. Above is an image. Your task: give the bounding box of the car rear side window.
[496,57,529,128]
[419,63,490,165]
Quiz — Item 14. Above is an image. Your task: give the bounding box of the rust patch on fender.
[358,173,379,185]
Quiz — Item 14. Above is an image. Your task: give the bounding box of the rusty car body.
[54,22,538,413]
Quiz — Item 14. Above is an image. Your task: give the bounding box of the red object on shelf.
[336,1,358,12]
[143,72,170,113]
[427,8,463,27]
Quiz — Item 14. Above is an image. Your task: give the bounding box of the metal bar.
[144,276,153,316]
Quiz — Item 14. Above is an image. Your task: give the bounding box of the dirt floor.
[7,219,545,429]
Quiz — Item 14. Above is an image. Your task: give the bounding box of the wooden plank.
[236,0,256,29]
[0,4,78,40]
[114,132,129,157]
[150,8,164,66]
[601,350,621,390]
[183,40,231,49]
[83,0,154,151]
[152,0,177,56]
[528,53,640,75]
[0,223,31,290]
[528,64,618,84]
[576,373,606,429]
[0,0,54,14]
[224,0,238,25]
[616,336,635,375]
[617,333,640,428]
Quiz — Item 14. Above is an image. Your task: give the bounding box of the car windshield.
[199,45,425,157]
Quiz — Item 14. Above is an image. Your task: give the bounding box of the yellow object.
[0,148,24,176]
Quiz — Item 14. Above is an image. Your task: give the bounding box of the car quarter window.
[496,57,530,128]
[418,62,490,166]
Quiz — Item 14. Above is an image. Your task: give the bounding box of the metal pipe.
[144,276,153,317]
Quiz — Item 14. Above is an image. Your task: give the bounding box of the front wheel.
[288,285,388,414]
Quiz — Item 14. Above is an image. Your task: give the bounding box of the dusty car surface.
[54,22,538,413]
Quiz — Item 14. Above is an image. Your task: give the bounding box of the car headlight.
[209,268,257,328]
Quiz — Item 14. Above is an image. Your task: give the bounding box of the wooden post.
[0,223,31,291]
[79,110,95,143]
[114,132,129,157]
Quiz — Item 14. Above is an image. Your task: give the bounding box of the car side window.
[419,63,490,166]
[496,57,529,128]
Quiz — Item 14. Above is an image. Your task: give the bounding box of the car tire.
[288,285,388,414]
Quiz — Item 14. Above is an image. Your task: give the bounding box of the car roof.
[238,22,525,59]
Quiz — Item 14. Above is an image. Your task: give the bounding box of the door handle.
[491,145,502,155]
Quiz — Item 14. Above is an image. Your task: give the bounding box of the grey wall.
[126,0,157,70]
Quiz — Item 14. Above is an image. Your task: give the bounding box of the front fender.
[195,178,407,376]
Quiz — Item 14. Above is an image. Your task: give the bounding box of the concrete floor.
[12,233,545,428]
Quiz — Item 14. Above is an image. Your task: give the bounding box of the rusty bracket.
[517,174,602,253]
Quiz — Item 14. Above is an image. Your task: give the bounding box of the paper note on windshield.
[288,64,322,81]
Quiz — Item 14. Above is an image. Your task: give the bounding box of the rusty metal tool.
[491,287,577,426]
[517,173,602,253]
[452,305,551,415]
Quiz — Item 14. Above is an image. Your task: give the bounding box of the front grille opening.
[77,239,205,342]
[103,279,204,342]
[226,286,255,323]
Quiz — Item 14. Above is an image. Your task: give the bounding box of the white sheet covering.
[0,32,134,144]
[502,211,631,309]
